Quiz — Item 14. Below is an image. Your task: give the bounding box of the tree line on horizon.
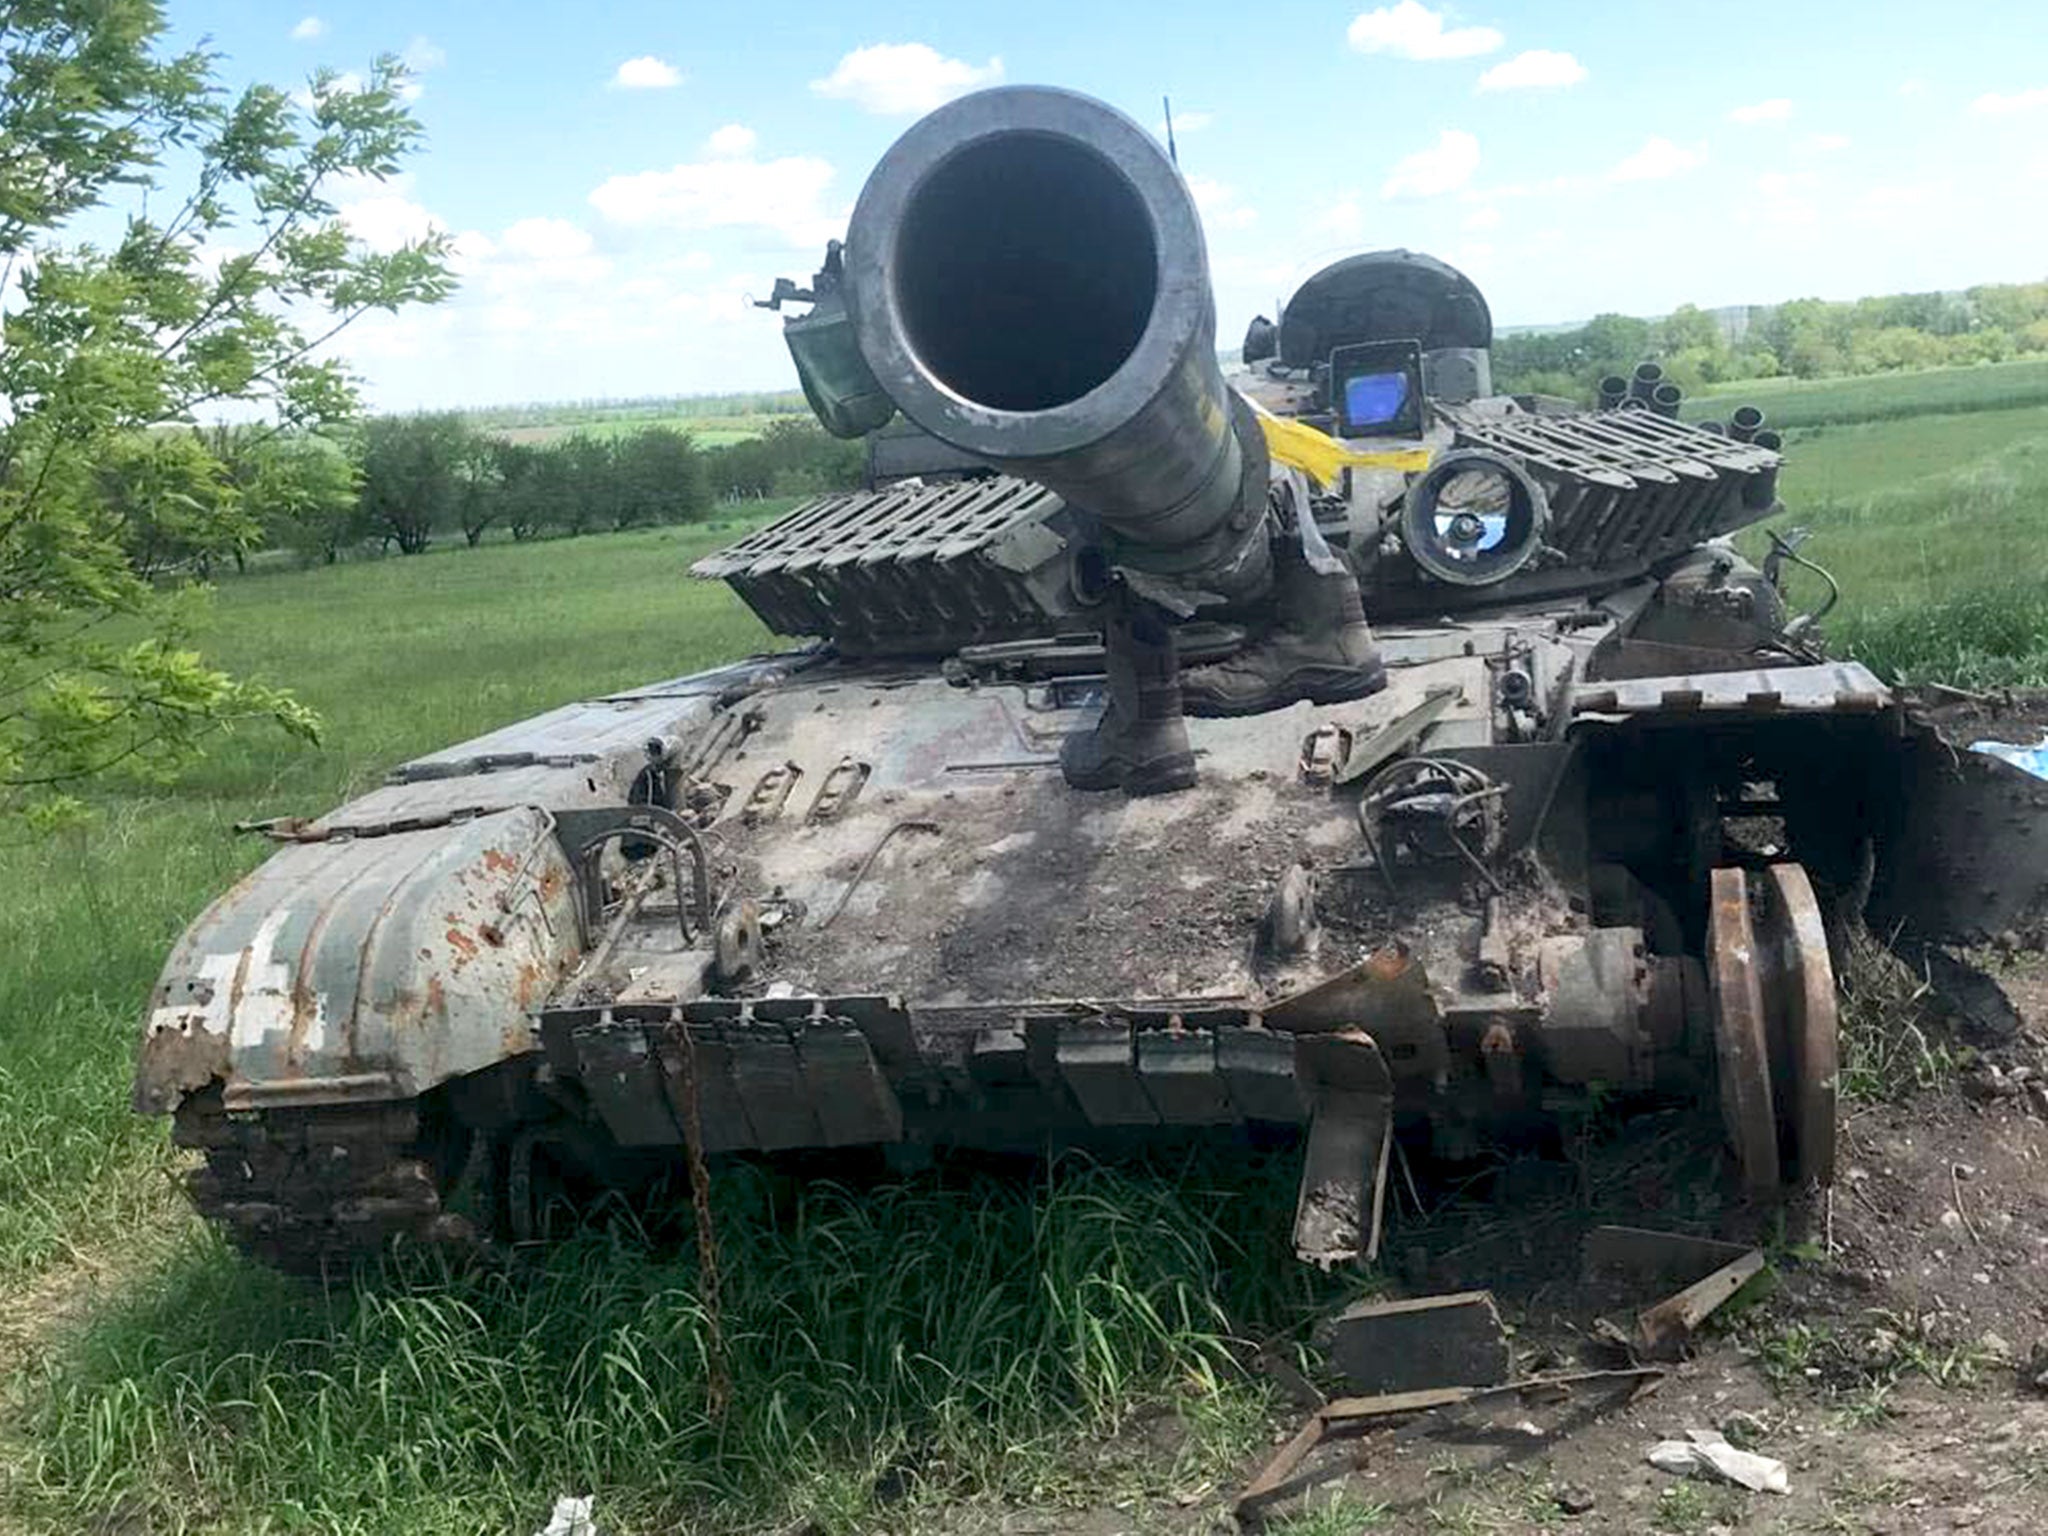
[109,415,866,576]
[1493,280,2048,398]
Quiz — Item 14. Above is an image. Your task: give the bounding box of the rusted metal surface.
[1636,1248,1766,1359]
[136,807,580,1116]
[1767,863,1840,1186]
[1291,1030,1393,1268]
[1707,868,1780,1195]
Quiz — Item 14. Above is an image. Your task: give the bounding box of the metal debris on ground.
[1646,1429,1790,1493]
[1324,1290,1509,1394]
[1234,1367,1665,1521]
[1583,1225,1765,1360]
[531,1495,600,1536]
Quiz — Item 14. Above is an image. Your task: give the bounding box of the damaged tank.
[136,86,2048,1273]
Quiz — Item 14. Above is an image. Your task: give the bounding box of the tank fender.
[136,806,581,1115]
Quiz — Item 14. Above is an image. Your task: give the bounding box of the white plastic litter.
[532,1495,600,1536]
[1972,733,2048,782]
[1646,1429,1790,1494]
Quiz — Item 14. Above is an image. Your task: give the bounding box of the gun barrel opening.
[896,136,1159,412]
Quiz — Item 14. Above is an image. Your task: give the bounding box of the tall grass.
[1772,434,2048,687]
[16,1155,1322,1534]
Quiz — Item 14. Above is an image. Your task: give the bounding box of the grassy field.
[1686,355,2048,431]
[1757,404,2048,687]
[488,412,791,449]
[1,375,2046,1533]
[465,392,813,449]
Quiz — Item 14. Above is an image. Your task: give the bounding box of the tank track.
[174,1095,486,1275]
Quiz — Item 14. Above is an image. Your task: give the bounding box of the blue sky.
[168,0,2048,409]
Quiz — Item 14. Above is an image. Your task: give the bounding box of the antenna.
[1162,94,1178,167]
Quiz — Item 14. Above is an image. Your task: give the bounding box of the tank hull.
[138,582,2045,1269]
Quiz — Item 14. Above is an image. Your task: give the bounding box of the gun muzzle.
[1651,382,1684,419]
[839,86,1268,597]
[1597,374,1629,411]
[1628,362,1664,404]
[1728,404,1765,444]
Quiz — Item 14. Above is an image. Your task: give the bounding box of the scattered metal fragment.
[1325,1290,1510,1396]
[1585,1224,1765,1360]
[1635,1249,1766,1360]
[1583,1225,1753,1290]
[532,1495,601,1536]
[1235,1368,1666,1520]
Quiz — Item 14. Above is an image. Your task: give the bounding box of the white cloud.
[1608,137,1706,182]
[1861,183,1943,213]
[291,15,324,41]
[1973,86,2048,116]
[1898,78,1926,97]
[1160,108,1215,135]
[1381,129,1479,199]
[1727,97,1793,124]
[402,36,445,71]
[336,174,441,254]
[704,124,757,158]
[589,154,840,246]
[1187,176,1256,231]
[1462,204,1501,231]
[1346,1,1502,59]
[1804,132,1852,153]
[1471,172,1589,201]
[485,217,611,291]
[612,55,682,90]
[1477,50,1586,92]
[810,43,1003,115]
[498,218,594,263]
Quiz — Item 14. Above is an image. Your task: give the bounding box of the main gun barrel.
[839,86,1268,597]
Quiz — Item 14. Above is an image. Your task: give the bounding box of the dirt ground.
[908,949,2048,1536]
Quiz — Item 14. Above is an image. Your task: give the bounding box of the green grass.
[1763,432,2048,687]
[1778,403,2048,502]
[1688,356,2048,431]
[11,1157,1306,1535]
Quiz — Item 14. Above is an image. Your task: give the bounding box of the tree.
[1,2,452,828]
[614,427,706,528]
[556,434,617,535]
[453,426,503,546]
[93,430,258,580]
[244,436,362,565]
[358,413,465,554]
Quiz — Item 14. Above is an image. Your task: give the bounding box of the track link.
[174,1094,487,1275]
